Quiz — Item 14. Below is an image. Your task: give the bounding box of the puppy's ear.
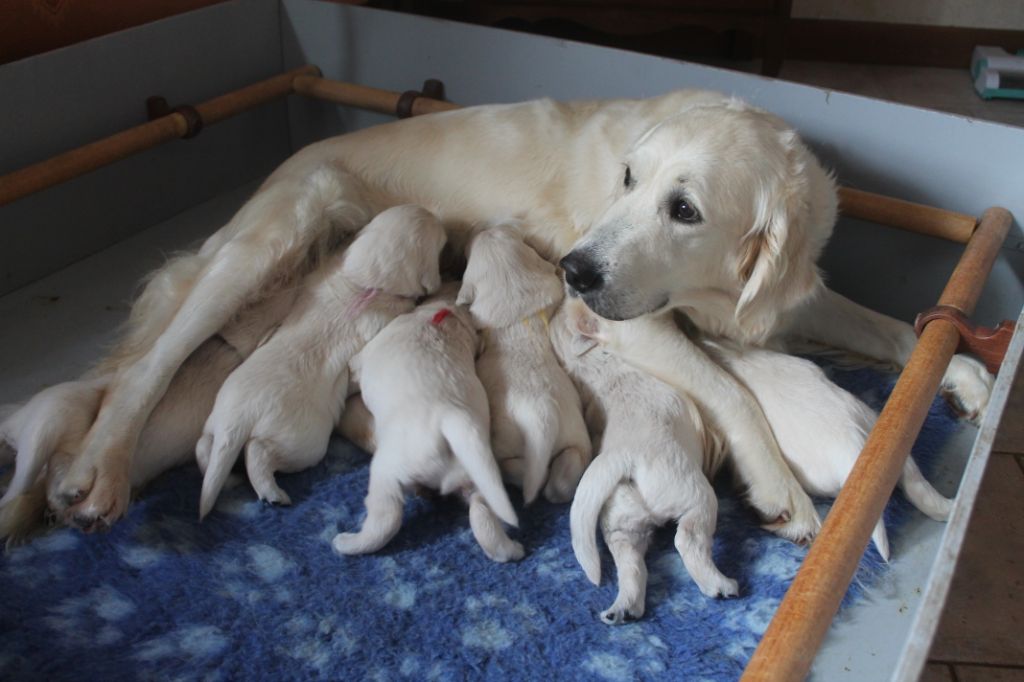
[734,128,836,343]
[422,269,442,296]
[456,282,475,307]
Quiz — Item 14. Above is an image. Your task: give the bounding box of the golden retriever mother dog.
[0,89,991,541]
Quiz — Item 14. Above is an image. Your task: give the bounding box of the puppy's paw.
[599,602,643,625]
[941,354,994,423]
[482,539,525,563]
[697,575,739,599]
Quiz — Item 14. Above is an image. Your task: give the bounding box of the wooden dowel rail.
[0,68,994,248]
[741,206,1012,682]
[0,65,319,207]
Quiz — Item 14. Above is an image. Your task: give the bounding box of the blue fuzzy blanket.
[0,365,960,681]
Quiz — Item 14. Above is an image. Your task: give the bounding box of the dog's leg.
[544,446,589,504]
[245,439,291,507]
[336,394,377,453]
[600,508,651,625]
[785,288,994,421]
[332,454,405,555]
[467,490,525,562]
[673,492,739,599]
[53,170,371,530]
[594,313,820,544]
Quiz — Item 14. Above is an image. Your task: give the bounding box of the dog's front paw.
[941,354,994,423]
[755,483,821,546]
[53,451,132,533]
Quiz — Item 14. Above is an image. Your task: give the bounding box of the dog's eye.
[669,198,701,224]
[623,166,633,189]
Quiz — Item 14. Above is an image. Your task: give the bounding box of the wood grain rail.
[741,206,1012,682]
[0,65,318,207]
[0,70,991,248]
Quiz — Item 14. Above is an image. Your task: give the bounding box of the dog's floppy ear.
[734,128,836,343]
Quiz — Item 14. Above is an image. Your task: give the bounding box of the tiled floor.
[774,60,1023,682]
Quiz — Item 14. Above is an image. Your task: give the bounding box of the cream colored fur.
[334,285,521,562]
[197,205,446,517]
[1,90,989,536]
[459,223,592,504]
[552,300,737,623]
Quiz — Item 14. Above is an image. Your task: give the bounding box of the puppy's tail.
[520,411,558,506]
[440,410,518,528]
[198,427,247,520]
[899,455,954,521]
[871,517,891,563]
[569,452,630,585]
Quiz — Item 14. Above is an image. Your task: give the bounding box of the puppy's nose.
[560,252,604,294]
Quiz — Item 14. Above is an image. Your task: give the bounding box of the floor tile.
[994,365,1024,455]
[929,455,1024,666]
[954,665,1024,682]
[920,662,955,682]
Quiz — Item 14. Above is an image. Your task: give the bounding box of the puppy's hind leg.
[600,512,652,625]
[245,439,291,506]
[467,491,524,563]
[674,484,738,598]
[332,454,405,555]
[544,446,590,504]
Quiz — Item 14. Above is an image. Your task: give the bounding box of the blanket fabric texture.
[0,363,960,680]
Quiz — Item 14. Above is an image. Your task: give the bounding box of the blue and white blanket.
[0,364,960,681]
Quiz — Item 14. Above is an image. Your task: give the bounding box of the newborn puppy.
[0,335,251,539]
[458,223,592,504]
[552,299,737,624]
[197,205,446,517]
[703,338,954,561]
[333,285,521,562]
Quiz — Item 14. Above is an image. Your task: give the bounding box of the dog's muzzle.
[560,251,604,295]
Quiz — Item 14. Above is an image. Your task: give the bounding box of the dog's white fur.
[551,300,737,623]
[459,223,592,504]
[196,205,446,517]
[702,338,954,561]
[2,90,990,536]
[333,286,521,562]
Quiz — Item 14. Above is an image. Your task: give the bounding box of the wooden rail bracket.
[145,96,204,139]
[396,79,447,118]
[914,304,1016,375]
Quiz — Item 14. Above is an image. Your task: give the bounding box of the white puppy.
[0,336,249,537]
[196,205,446,517]
[333,285,521,562]
[552,300,737,624]
[703,338,954,561]
[458,224,592,504]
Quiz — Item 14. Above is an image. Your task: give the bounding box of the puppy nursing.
[196,206,446,517]
[704,338,954,561]
[333,285,522,562]
[459,224,592,504]
[553,300,738,623]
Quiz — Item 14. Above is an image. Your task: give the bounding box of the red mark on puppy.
[431,308,452,326]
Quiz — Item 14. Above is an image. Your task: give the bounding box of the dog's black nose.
[560,252,604,293]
